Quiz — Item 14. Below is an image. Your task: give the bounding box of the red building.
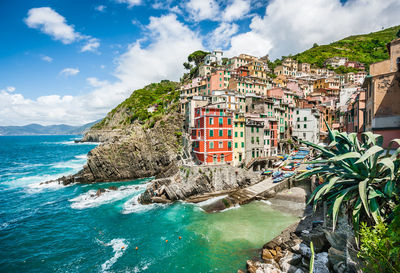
[192,106,233,164]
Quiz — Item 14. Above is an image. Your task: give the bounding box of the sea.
[0,135,297,273]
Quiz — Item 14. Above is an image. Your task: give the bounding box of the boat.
[272,171,282,178]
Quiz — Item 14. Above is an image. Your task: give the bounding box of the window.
[251,137,254,144]
[252,150,255,158]
[228,142,232,148]
[235,123,238,127]
[219,118,223,125]
[241,142,244,148]
[240,132,243,137]
[197,120,200,128]
[209,118,214,125]
[256,127,259,133]
[219,130,223,137]
[220,109,223,116]
[251,127,254,133]
[206,109,209,113]
[235,142,238,148]
[235,132,238,137]
[218,142,223,148]
[210,130,214,137]
[228,130,232,137]
[297,124,300,129]
[240,123,243,127]
[209,142,214,149]
[227,118,231,125]
[304,124,307,129]
[256,137,259,143]
[304,117,307,121]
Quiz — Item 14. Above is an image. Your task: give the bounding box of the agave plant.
[296,123,400,238]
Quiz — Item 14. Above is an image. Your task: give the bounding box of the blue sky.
[0,0,400,126]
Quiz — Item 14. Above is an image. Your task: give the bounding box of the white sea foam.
[70,184,146,209]
[41,141,100,146]
[260,200,272,205]
[27,179,69,194]
[99,238,128,272]
[133,260,153,273]
[121,194,166,214]
[220,204,241,212]
[74,154,87,159]
[195,195,228,207]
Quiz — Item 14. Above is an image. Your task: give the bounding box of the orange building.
[192,106,233,164]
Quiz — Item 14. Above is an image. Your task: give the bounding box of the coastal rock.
[139,165,260,204]
[298,243,311,259]
[246,260,282,273]
[301,226,329,252]
[313,252,330,273]
[44,109,183,185]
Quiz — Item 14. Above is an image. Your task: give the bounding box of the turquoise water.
[0,135,297,272]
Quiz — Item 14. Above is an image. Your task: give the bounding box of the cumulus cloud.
[0,14,203,126]
[116,0,142,8]
[25,7,101,53]
[24,7,81,44]
[222,0,251,21]
[226,0,400,59]
[208,22,239,49]
[81,38,100,52]
[6,86,16,93]
[59,68,80,77]
[41,55,53,62]
[185,0,220,21]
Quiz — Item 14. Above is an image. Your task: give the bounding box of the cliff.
[47,80,184,184]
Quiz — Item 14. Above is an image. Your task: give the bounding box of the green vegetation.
[92,80,180,129]
[182,50,210,81]
[358,205,400,273]
[297,124,400,238]
[297,123,400,272]
[292,25,400,68]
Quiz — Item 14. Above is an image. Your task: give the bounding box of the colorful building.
[192,106,233,164]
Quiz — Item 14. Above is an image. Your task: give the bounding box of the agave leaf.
[359,178,370,216]
[324,176,340,196]
[378,157,395,180]
[352,197,362,246]
[331,152,361,162]
[369,198,381,223]
[324,119,335,142]
[384,180,395,198]
[299,139,336,157]
[387,139,400,160]
[348,133,361,152]
[307,182,329,205]
[332,186,357,230]
[355,146,383,164]
[368,188,385,199]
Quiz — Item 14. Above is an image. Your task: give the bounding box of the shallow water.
[0,135,297,272]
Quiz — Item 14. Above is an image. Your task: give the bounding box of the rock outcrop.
[139,164,260,204]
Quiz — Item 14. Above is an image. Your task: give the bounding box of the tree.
[187,50,209,67]
[312,43,319,48]
[296,122,400,241]
[183,62,192,70]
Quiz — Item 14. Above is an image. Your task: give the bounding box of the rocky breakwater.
[139,165,261,206]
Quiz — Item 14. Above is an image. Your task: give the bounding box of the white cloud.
[0,14,203,126]
[41,55,53,62]
[95,5,106,12]
[60,68,80,77]
[6,86,16,93]
[86,77,109,87]
[226,0,400,59]
[116,0,142,8]
[24,7,81,44]
[222,0,251,21]
[185,0,220,21]
[81,38,100,52]
[208,22,239,49]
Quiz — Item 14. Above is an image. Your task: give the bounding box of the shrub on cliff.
[296,122,400,241]
[92,80,180,129]
[358,204,400,272]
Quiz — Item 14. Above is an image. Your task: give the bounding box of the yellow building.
[233,113,245,166]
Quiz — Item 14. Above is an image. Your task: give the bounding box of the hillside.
[0,121,98,136]
[92,80,180,131]
[289,25,400,68]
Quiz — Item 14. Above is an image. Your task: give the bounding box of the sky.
[0,0,400,126]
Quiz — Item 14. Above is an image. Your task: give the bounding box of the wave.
[70,184,147,209]
[195,195,228,207]
[133,260,154,273]
[121,194,167,214]
[98,238,128,272]
[27,179,70,194]
[41,141,100,146]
